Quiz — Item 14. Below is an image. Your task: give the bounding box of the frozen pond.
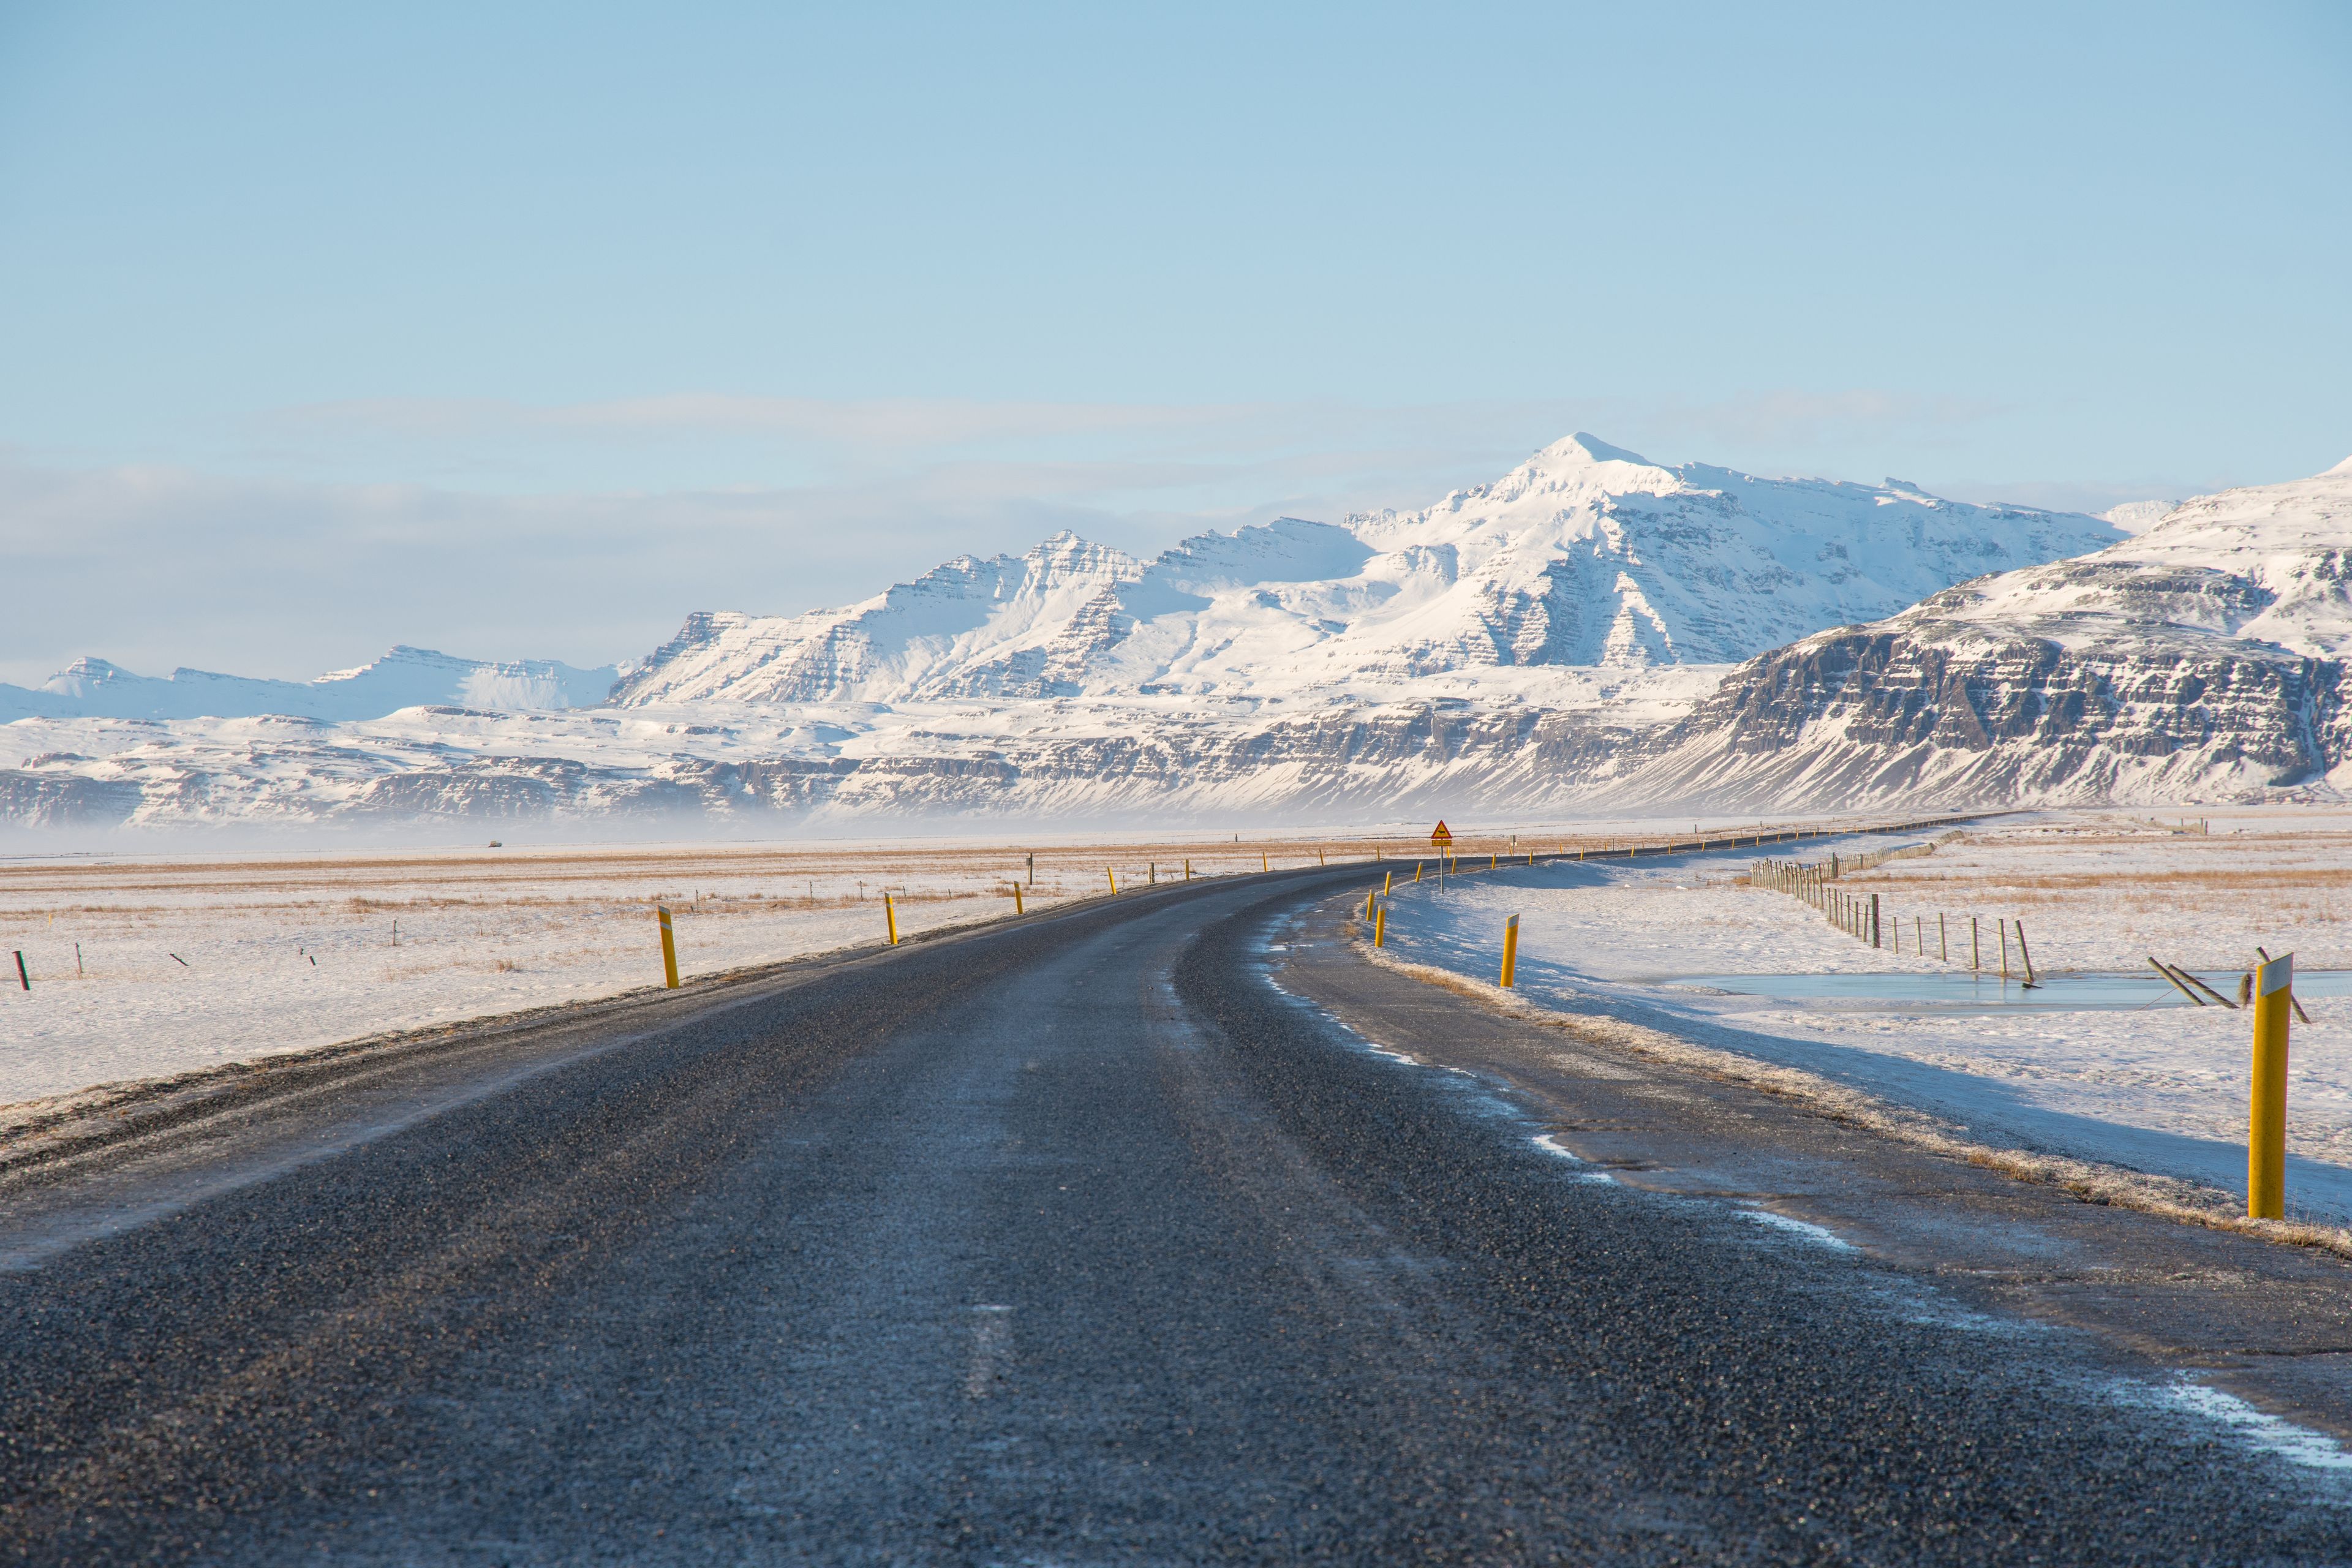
[1667,969,2352,1012]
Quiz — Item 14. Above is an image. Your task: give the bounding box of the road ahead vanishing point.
[7,864,2352,1564]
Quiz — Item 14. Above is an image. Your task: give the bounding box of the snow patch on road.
[2135,1377,2352,1474]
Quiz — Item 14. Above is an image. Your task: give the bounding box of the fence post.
[1871,894,1882,949]
[2249,953,2294,1220]
[657,906,681,987]
[1501,914,1520,989]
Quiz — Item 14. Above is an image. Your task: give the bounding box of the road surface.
[4,865,2351,1563]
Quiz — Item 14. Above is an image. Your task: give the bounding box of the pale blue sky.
[2,1,2348,680]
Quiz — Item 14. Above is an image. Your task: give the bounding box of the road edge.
[1349,932,2352,1261]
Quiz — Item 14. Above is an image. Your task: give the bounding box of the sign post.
[2250,953,2294,1219]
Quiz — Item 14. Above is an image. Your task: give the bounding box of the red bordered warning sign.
[1430,820,1454,847]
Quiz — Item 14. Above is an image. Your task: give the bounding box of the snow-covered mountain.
[1616,454,2352,809]
[0,646,618,724]
[2,432,2162,829]
[614,434,2118,706]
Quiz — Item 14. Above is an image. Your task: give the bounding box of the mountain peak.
[1539,432,1658,469]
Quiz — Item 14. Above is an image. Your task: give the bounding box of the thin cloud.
[2,388,2150,687]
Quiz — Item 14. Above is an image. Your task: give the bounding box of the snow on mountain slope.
[1618,456,2352,809]
[0,434,2147,829]
[610,533,1147,705]
[615,435,2120,706]
[0,646,618,724]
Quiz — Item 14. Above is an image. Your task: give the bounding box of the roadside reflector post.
[1365,891,1376,921]
[1107,867,1119,894]
[1383,871,1393,895]
[1374,903,1387,947]
[1262,851,1270,873]
[1027,853,1035,886]
[1414,862,1422,883]
[884,893,900,947]
[1500,914,1520,988]
[656,907,680,987]
[2250,953,2294,1219]
[1012,884,1024,916]
[1185,859,1193,880]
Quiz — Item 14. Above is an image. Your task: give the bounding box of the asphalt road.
[3,867,2350,1564]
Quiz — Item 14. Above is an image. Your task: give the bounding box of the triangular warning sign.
[1430,820,1453,846]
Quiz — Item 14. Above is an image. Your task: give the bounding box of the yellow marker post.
[1262,851,1270,873]
[1414,862,1422,883]
[1012,884,1024,915]
[1383,872,1393,895]
[1365,891,1376,921]
[656,905,680,989]
[884,892,900,946]
[1373,903,1386,947]
[1490,853,1496,870]
[2250,952,2294,1219]
[1500,914,1520,988]
[1185,859,1193,880]
[1107,867,1120,894]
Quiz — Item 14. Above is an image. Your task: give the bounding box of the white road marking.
[966,1304,1013,1398]
[2143,1377,2352,1472]
[1740,1208,1857,1251]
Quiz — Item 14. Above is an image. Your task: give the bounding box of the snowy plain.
[1379,807,2352,1224]
[0,832,1370,1109]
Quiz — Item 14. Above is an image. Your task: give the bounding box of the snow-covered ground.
[0,832,1359,1107]
[1380,807,2352,1223]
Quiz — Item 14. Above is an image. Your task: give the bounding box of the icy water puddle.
[1667,970,2352,1012]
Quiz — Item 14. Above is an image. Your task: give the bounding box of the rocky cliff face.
[1614,458,2352,809]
